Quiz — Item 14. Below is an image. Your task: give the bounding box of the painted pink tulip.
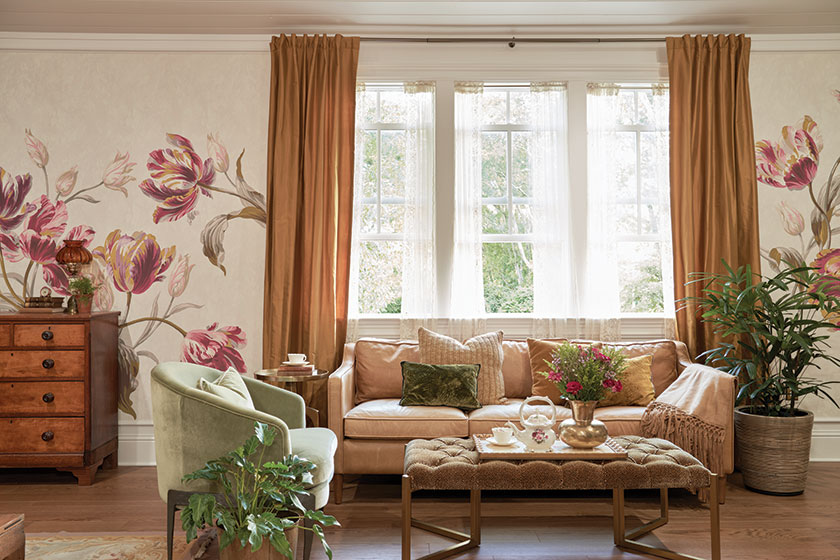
[756,115,823,191]
[24,129,49,168]
[811,249,840,326]
[207,133,230,174]
[181,322,247,372]
[0,167,35,232]
[13,195,69,264]
[168,254,195,298]
[834,90,840,104]
[102,152,136,196]
[139,134,215,223]
[92,229,175,295]
[775,201,805,236]
[55,165,79,197]
[89,257,114,311]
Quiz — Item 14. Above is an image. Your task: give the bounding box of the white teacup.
[492,426,514,445]
[288,353,307,364]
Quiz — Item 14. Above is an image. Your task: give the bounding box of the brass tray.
[472,434,628,462]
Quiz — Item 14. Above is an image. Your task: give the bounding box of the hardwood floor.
[1,465,839,559]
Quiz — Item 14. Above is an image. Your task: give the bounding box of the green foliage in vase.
[687,261,840,417]
[180,422,339,559]
[68,276,97,296]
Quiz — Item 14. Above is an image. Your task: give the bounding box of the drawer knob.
[41,431,54,442]
[42,392,55,403]
[42,358,55,369]
[41,330,54,341]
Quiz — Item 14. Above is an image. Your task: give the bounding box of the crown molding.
[0,32,839,54]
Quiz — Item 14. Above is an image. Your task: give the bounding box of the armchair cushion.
[197,367,254,409]
[289,427,337,488]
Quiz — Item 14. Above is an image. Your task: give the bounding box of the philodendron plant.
[687,261,840,417]
[180,422,339,558]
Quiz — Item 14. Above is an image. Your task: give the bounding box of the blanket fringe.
[641,401,725,475]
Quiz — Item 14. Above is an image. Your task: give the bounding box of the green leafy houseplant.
[180,422,339,559]
[68,276,97,296]
[687,261,840,417]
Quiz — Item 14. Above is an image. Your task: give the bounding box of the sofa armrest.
[328,343,356,472]
[641,363,736,475]
[243,377,306,430]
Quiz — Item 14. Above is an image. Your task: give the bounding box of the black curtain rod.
[359,37,665,45]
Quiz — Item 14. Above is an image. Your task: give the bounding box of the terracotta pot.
[76,295,92,314]
[218,526,298,560]
[734,406,814,495]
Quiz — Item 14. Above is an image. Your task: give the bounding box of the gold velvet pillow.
[597,354,655,408]
[418,328,506,405]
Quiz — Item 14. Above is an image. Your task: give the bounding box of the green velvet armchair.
[150,362,337,560]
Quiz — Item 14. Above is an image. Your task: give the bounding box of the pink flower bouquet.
[541,342,627,401]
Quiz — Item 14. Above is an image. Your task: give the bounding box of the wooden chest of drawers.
[0,312,119,485]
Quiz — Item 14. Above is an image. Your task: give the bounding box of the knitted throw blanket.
[640,363,735,475]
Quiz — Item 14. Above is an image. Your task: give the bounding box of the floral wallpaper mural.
[0,130,259,418]
[756,98,840,327]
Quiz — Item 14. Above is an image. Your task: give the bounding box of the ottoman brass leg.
[401,475,481,560]
[614,485,721,560]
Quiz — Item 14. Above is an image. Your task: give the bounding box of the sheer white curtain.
[581,83,624,340]
[651,85,676,337]
[346,82,370,342]
[399,82,437,339]
[450,82,488,339]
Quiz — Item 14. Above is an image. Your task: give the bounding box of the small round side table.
[255,368,330,427]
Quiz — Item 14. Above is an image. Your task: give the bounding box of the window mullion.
[377,128,382,234]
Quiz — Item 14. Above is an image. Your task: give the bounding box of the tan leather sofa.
[328,338,734,504]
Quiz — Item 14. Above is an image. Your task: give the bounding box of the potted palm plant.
[180,422,339,559]
[688,261,840,495]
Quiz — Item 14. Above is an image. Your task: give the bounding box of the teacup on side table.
[255,368,330,427]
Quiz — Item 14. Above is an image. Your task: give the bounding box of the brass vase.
[559,400,608,449]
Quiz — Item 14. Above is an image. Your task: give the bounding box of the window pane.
[637,90,659,126]
[359,92,377,125]
[482,242,534,313]
[379,91,409,123]
[614,132,637,201]
[615,203,638,235]
[380,203,405,234]
[640,131,667,200]
[357,240,404,314]
[381,130,406,198]
[511,131,531,197]
[481,132,507,198]
[640,203,660,235]
[509,91,533,125]
[360,204,377,234]
[360,131,377,198]
[482,204,508,234]
[617,241,664,313]
[513,204,532,234]
[481,91,507,124]
[617,91,636,125]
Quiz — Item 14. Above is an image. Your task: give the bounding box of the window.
[349,79,672,335]
[350,83,435,316]
[587,84,671,314]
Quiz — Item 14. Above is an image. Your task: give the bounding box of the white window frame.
[354,42,671,339]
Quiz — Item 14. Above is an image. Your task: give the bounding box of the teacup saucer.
[282,361,310,366]
[487,437,516,447]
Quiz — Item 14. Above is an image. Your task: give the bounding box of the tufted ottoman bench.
[402,435,720,560]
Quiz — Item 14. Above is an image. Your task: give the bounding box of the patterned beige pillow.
[418,328,506,405]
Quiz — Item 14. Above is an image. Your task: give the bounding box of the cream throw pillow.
[418,328,506,405]
[198,367,255,410]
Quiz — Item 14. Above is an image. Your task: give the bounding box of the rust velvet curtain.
[667,34,761,359]
[264,34,360,386]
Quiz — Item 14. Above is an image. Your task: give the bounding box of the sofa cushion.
[344,399,469,439]
[598,354,655,408]
[502,340,536,399]
[354,339,420,404]
[593,405,645,436]
[526,338,568,404]
[603,340,679,397]
[468,399,572,435]
[400,362,482,411]
[419,328,506,405]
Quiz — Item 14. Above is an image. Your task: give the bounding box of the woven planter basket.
[734,406,814,495]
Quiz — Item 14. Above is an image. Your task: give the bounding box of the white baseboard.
[118,423,156,466]
[811,418,840,462]
[116,417,840,466]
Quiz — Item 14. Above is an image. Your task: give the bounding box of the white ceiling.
[0,0,839,36]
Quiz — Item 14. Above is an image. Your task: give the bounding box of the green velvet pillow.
[197,367,255,410]
[399,361,482,411]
